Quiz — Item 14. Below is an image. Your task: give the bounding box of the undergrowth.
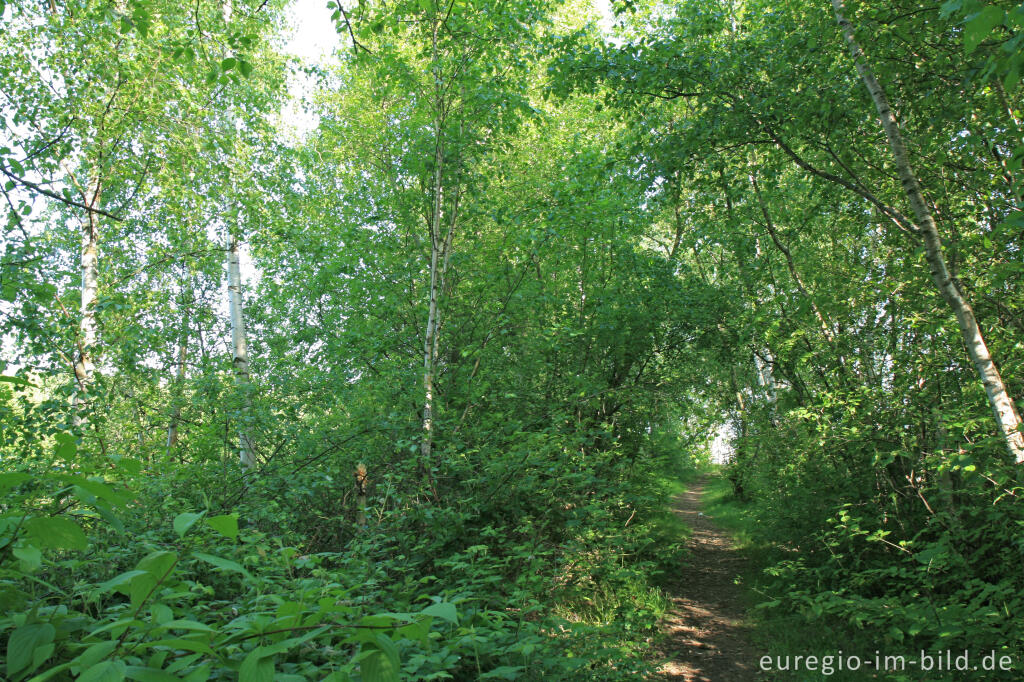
[0,419,701,681]
[704,464,1024,682]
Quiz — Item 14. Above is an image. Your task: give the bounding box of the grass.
[542,455,704,678]
[697,468,880,682]
[699,472,759,549]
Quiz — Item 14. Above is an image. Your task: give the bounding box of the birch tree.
[338,0,549,474]
[71,176,102,427]
[0,0,280,439]
[227,228,257,470]
[830,0,1024,464]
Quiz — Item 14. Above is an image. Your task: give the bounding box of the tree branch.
[763,126,917,235]
[0,167,123,221]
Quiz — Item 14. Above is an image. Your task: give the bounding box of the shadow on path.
[657,476,760,681]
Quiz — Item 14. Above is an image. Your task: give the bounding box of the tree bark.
[72,175,101,430]
[165,290,190,457]
[831,0,1024,464]
[228,232,257,470]
[421,99,444,466]
[420,18,460,472]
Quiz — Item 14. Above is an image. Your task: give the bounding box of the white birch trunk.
[421,240,440,464]
[754,349,780,426]
[421,129,444,463]
[72,176,101,429]
[421,18,446,466]
[228,232,257,470]
[832,0,1024,464]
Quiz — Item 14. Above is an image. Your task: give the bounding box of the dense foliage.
[555,0,1024,676]
[2,0,1022,679]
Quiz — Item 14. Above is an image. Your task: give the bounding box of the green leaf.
[965,6,1004,54]
[129,551,178,608]
[140,639,217,657]
[71,641,118,672]
[97,570,149,595]
[131,7,150,38]
[137,551,178,578]
[68,477,129,506]
[13,544,42,572]
[124,666,179,682]
[130,574,159,609]
[373,633,400,667]
[0,375,33,386]
[421,601,458,624]
[173,511,206,538]
[85,618,144,640]
[24,516,88,550]
[0,472,31,494]
[55,432,76,461]
[915,545,946,565]
[192,551,252,579]
[205,514,238,539]
[239,647,274,682]
[359,638,400,682]
[237,60,253,77]
[181,664,212,682]
[79,660,127,682]
[150,602,173,625]
[221,57,237,71]
[89,502,126,534]
[154,619,216,633]
[256,627,330,657]
[997,210,1024,231]
[394,616,430,644]
[7,623,55,677]
[940,0,962,19]
[480,667,526,680]
[321,672,351,682]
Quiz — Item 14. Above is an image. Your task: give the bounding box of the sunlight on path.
[658,477,759,681]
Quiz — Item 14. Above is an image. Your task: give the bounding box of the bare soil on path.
[656,476,761,681]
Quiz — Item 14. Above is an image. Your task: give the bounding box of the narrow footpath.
[658,476,760,680]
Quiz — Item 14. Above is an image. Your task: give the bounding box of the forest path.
[656,475,760,680]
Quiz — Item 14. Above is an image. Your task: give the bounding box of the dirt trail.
[657,476,759,681]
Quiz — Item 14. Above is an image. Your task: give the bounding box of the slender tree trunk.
[667,173,685,262]
[72,176,101,429]
[354,462,368,527]
[753,348,779,421]
[831,0,1024,464]
[165,291,189,457]
[228,232,257,470]
[728,366,747,497]
[749,169,835,343]
[421,109,444,466]
[421,17,457,471]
